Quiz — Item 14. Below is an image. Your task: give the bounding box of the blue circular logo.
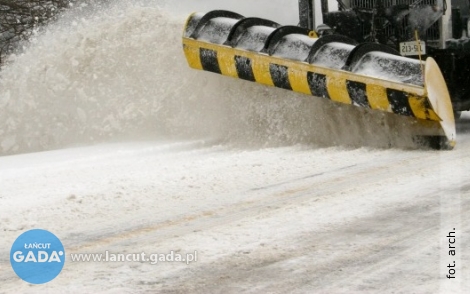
[10,229,65,284]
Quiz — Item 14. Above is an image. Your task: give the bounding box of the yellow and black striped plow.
[182,10,456,149]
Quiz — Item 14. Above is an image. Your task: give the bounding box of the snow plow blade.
[182,11,456,149]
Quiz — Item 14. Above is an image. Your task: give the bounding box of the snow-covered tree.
[0,0,73,66]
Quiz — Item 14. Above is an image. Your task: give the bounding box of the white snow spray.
[0,1,418,155]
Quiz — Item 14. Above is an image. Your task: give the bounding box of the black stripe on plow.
[387,89,414,117]
[200,48,221,74]
[307,72,329,99]
[422,97,434,120]
[235,56,256,81]
[269,64,292,90]
[346,80,370,108]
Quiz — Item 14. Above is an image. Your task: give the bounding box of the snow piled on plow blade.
[0,2,450,156]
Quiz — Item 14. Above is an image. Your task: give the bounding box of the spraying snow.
[0,1,427,156]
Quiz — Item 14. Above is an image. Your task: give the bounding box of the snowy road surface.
[0,114,469,293]
[0,0,469,293]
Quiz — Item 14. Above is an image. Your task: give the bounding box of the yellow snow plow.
[182,9,456,149]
